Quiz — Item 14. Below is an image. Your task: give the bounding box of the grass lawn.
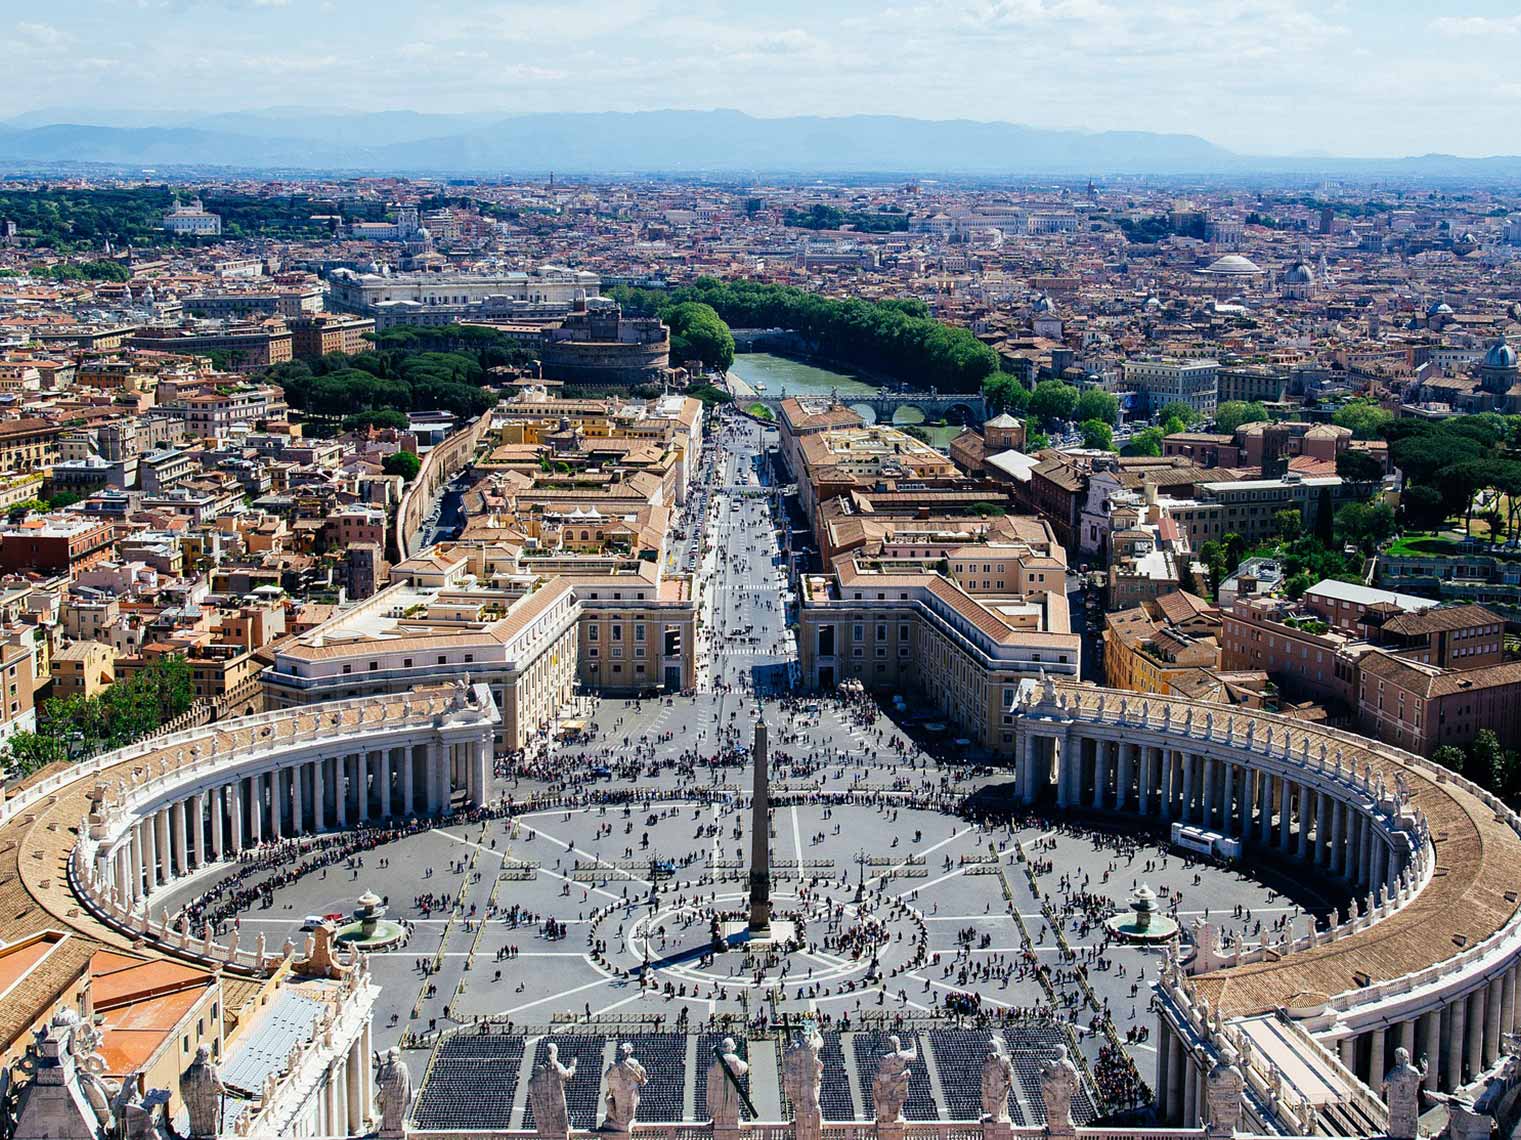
[1387,534,1465,557]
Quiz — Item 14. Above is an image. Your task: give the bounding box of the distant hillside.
[0,109,1229,175]
[1,109,1520,179]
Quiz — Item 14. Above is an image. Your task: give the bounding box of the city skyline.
[4,0,1521,160]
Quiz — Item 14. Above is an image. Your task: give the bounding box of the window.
[589,626,598,641]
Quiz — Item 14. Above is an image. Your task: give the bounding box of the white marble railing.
[233,969,378,1137]
[395,1126,1368,1140]
[1158,970,1388,1138]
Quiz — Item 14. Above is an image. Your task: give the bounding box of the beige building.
[263,551,696,750]
[798,555,1079,759]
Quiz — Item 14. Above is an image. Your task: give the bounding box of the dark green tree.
[383,451,422,481]
[1214,400,1270,434]
[1074,389,1119,426]
[1080,419,1113,450]
[1029,380,1078,426]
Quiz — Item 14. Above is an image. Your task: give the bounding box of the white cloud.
[1430,14,1521,37]
[14,22,70,47]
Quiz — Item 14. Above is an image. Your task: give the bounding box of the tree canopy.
[269,326,511,426]
[982,374,1030,416]
[1331,398,1393,440]
[1080,419,1114,450]
[608,278,998,392]
[1074,388,1120,426]
[1214,400,1270,434]
[382,451,422,481]
[664,301,735,372]
[1028,380,1079,426]
[2,655,194,777]
[1123,426,1165,457]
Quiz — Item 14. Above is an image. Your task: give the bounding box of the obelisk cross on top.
[747,719,772,937]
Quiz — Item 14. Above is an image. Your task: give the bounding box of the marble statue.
[705,1037,749,1128]
[1039,1045,1079,1136]
[375,1046,411,1139]
[180,1043,225,1139]
[601,1041,647,1133]
[872,1034,917,1124]
[782,1027,825,1140]
[1205,1061,1245,1137]
[527,1042,577,1140]
[979,1037,1015,1123]
[1382,1046,1426,1140]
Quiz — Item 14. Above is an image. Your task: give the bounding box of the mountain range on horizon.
[0,108,1519,180]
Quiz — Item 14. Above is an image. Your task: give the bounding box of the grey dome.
[1283,261,1314,284]
[1201,253,1263,275]
[1484,340,1518,371]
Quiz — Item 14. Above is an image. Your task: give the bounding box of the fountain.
[334,888,405,950]
[1103,884,1179,943]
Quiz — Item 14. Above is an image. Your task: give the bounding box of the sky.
[3,0,1519,158]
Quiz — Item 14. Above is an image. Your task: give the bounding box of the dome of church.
[1201,254,1263,275]
[1427,301,1453,316]
[1031,294,1053,313]
[1283,261,1314,284]
[1483,340,1518,371]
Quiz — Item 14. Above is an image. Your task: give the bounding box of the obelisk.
[747,720,772,937]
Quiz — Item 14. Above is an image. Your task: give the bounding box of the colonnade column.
[1117,741,1133,811]
[1160,750,1175,820]
[1485,977,1505,1067]
[1423,1010,1441,1091]
[1181,753,1195,823]
[210,786,225,861]
[403,748,416,815]
[1369,1028,1387,1084]
[313,757,326,831]
[1091,739,1106,811]
[345,1038,363,1135]
[380,751,393,819]
[190,792,206,868]
[130,823,146,900]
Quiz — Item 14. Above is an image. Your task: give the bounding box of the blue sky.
[3,1,1518,157]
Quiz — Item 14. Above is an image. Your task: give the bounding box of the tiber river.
[726,352,963,449]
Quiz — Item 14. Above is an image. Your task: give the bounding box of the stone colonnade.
[97,730,493,912]
[1016,730,1399,897]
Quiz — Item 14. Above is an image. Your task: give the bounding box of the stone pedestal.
[875,1121,905,1140]
[981,1118,1014,1140]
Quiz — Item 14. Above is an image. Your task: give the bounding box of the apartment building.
[0,516,115,575]
[262,574,581,754]
[289,314,377,360]
[0,418,65,472]
[1122,357,1219,417]
[129,326,293,370]
[1221,594,1366,710]
[1358,650,1521,754]
[264,553,697,749]
[1195,473,1356,544]
[1103,591,1223,697]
